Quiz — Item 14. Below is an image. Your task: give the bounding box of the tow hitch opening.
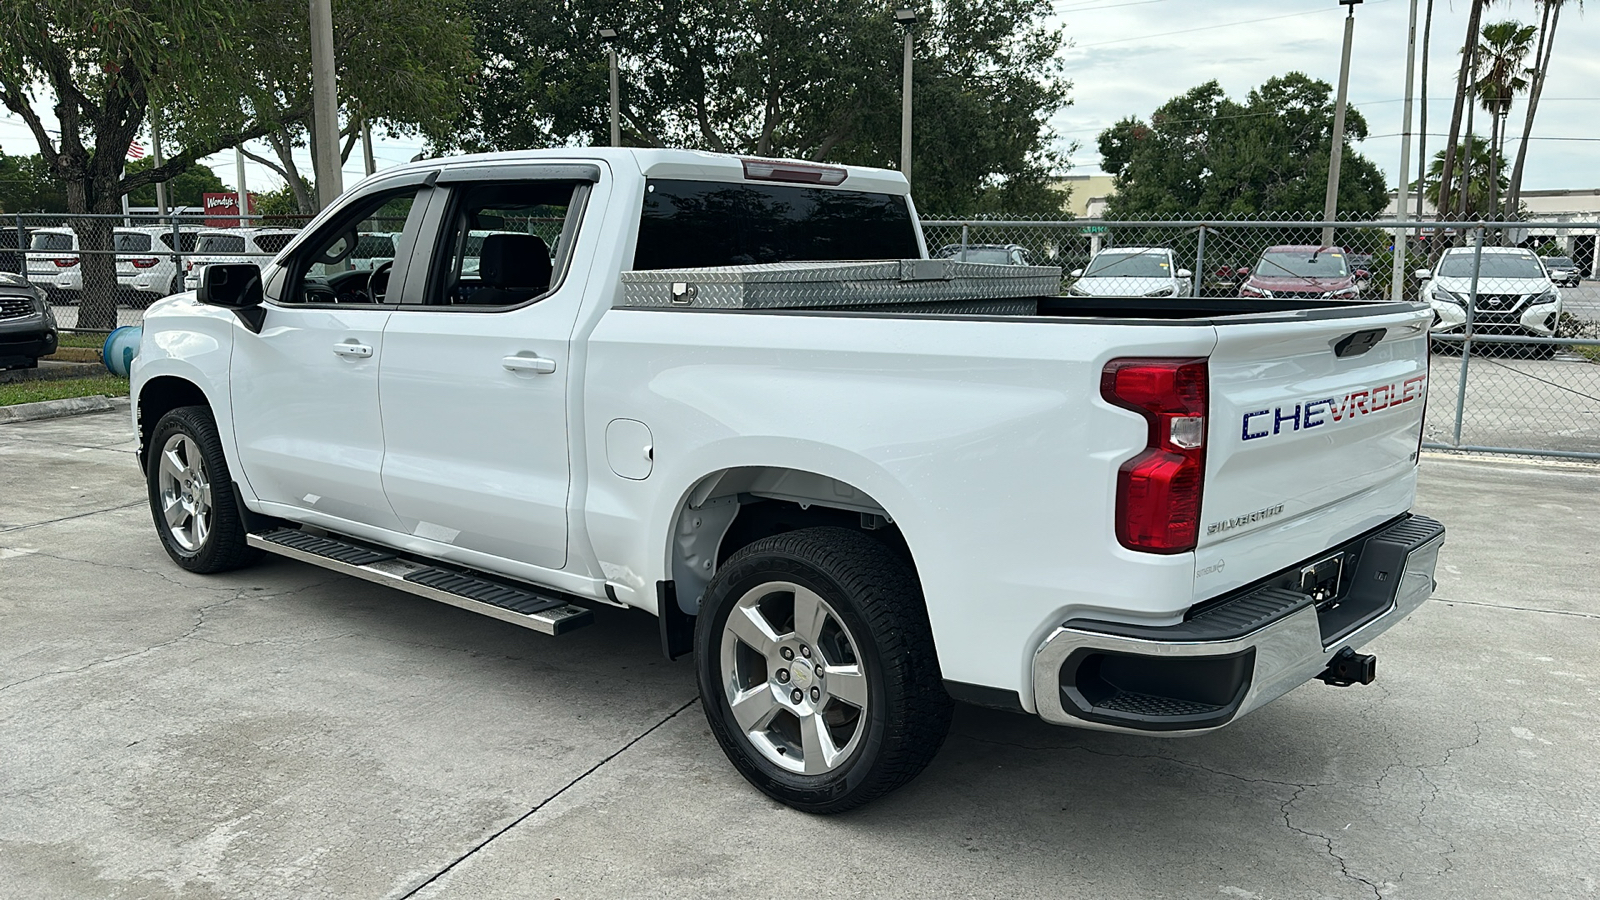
[1318,647,1377,687]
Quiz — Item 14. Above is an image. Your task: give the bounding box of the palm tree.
[1437,0,1487,220]
[1503,0,1584,220]
[1472,21,1535,218]
[1415,0,1435,219]
[1419,139,1508,220]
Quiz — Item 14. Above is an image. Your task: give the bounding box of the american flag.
[127,141,146,160]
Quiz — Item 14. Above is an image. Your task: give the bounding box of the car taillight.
[131,257,159,268]
[54,257,79,268]
[1101,358,1209,554]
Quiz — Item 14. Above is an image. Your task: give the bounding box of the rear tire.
[695,526,952,814]
[146,406,261,574]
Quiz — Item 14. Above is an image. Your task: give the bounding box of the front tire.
[146,406,261,573]
[695,526,952,813]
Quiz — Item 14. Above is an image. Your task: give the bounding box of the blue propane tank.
[102,326,143,377]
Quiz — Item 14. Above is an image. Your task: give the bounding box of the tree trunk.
[1487,107,1501,224]
[68,162,128,331]
[1504,1,1560,220]
[1437,0,1485,221]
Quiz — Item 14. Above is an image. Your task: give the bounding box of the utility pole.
[600,28,620,147]
[235,146,249,225]
[310,0,343,209]
[895,8,917,182]
[1321,0,1361,247]
[1392,0,1419,301]
[151,106,167,217]
[361,118,376,176]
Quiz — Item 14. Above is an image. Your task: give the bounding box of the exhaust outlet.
[1317,647,1377,687]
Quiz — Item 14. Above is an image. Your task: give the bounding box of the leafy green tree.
[123,158,227,209]
[0,0,310,327]
[0,153,68,213]
[1472,20,1534,217]
[1097,73,1388,219]
[443,0,1071,215]
[238,0,477,214]
[1416,138,1509,220]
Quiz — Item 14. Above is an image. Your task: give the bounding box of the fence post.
[1192,224,1207,298]
[14,215,27,288]
[1451,224,1485,447]
[960,223,969,262]
[170,214,183,295]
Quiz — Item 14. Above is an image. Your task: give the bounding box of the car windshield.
[30,233,73,251]
[1545,257,1573,267]
[197,234,246,254]
[253,233,295,254]
[1437,252,1546,279]
[939,247,1014,265]
[1257,251,1349,278]
[1083,251,1171,278]
[115,233,153,252]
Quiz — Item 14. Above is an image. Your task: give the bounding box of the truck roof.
[370,148,913,198]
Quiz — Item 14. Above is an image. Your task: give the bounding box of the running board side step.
[247,528,595,636]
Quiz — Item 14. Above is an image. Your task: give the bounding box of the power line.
[1069,2,1391,49]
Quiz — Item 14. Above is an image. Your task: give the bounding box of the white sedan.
[1067,247,1192,298]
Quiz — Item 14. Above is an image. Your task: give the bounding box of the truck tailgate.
[1194,305,1432,600]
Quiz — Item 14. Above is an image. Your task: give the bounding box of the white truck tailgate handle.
[502,354,558,374]
[332,342,373,358]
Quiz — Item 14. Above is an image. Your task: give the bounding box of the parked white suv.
[1416,247,1562,346]
[116,226,201,307]
[133,148,1442,813]
[183,228,300,290]
[23,227,81,303]
[1067,247,1192,297]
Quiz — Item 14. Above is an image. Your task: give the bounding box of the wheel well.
[669,467,913,617]
[137,376,209,468]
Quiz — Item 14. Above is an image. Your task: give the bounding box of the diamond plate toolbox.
[618,259,1063,310]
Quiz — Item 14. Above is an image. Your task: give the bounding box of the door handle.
[502,354,557,374]
[333,342,373,359]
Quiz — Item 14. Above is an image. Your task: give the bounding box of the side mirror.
[1412,268,1431,281]
[1176,268,1192,279]
[198,263,263,308]
[1354,269,1370,278]
[1236,267,1250,277]
[1070,268,1084,278]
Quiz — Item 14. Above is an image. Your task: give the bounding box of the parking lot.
[2,410,1597,899]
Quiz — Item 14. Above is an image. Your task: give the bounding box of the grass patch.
[56,332,111,349]
[0,375,128,407]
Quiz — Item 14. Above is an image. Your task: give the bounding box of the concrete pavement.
[2,411,1597,899]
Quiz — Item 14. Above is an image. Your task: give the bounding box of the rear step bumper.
[247,528,595,636]
[1031,514,1444,735]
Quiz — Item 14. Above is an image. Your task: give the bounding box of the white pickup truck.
[131,148,1444,813]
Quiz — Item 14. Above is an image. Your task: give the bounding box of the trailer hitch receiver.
[1317,647,1377,687]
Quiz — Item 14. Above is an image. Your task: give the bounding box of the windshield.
[938,247,1015,265]
[30,233,73,251]
[1437,252,1546,279]
[197,234,246,254]
[1084,251,1172,278]
[115,232,153,252]
[1545,257,1573,267]
[1257,251,1349,278]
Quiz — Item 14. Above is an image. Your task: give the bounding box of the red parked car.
[1239,245,1368,300]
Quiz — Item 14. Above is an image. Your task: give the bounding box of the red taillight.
[130,257,159,268]
[53,257,79,268]
[740,158,848,185]
[1101,358,1209,553]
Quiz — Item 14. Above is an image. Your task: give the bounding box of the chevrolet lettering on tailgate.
[1242,375,1427,442]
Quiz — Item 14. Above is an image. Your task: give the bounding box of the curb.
[0,395,129,425]
[0,361,107,385]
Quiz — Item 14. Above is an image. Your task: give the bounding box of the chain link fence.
[924,216,1600,461]
[7,211,1598,460]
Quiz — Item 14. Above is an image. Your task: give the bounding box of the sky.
[1049,0,1600,190]
[1,0,1596,199]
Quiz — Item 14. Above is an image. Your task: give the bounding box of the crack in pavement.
[1433,597,1600,621]
[0,501,144,535]
[1279,784,1388,900]
[395,696,701,899]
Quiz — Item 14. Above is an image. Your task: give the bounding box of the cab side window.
[429,181,582,307]
[286,189,419,304]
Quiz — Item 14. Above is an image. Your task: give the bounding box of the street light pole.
[1322,0,1361,247]
[895,7,917,182]
[1392,0,1419,301]
[600,28,620,148]
[310,0,343,210]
